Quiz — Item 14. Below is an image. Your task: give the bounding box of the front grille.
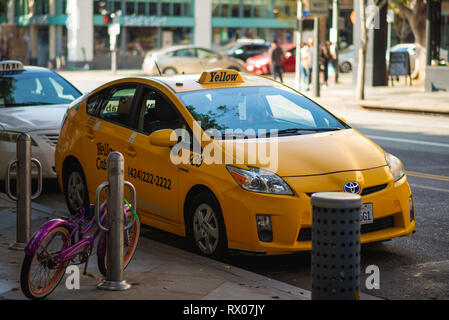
[39,133,59,147]
[306,183,388,198]
[361,184,388,196]
[297,216,395,241]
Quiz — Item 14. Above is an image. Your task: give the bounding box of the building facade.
[0,0,354,69]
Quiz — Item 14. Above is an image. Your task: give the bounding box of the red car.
[245,43,296,75]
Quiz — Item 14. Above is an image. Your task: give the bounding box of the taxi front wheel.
[64,162,89,215]
[186,191,228,258]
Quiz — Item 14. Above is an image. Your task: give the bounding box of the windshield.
[0,71,82,107]
[177,86,348,138]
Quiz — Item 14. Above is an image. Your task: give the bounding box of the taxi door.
[122,86,184,225]
[84,84,140,201]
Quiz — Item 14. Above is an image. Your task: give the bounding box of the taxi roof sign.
[199,69,243,84]
[0,60,24,72]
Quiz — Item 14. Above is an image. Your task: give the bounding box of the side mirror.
[149,129,178,147]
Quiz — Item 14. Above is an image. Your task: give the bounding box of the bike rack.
[310,192,362,300]
[95,151,136,291]
[5,133,42,251]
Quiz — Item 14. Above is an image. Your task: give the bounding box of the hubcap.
[67,171,85,211]
[193,204,219,255]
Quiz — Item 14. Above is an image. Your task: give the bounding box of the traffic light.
[103,13,113,24]
[98,0,111,24]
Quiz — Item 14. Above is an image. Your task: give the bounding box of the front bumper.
[0,130,59,180]
[218,167,415,255]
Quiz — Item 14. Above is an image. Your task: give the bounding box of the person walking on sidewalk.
[319,42,331,87]
[300,42,311,90]
[269,39,285,83]
[307,38,314,89]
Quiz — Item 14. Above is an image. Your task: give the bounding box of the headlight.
[385,152,405,181]
[0,131,38,146]
[226,165,293,195]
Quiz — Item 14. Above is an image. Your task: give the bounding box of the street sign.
[387,9,394,23]
[108,22,120,36]
[309,0,329,17]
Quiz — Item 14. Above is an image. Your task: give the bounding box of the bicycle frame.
[24,201,116,264]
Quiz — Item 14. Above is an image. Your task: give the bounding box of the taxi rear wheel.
[186,191,228,258]
[64,162,89,215]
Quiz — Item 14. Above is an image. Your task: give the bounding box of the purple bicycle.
[20,200,140,299]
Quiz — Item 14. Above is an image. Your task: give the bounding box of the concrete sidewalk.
[0,193,309,300]
[0,193,381,300]
[281,72,449,116]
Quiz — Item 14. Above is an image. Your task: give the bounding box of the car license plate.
[360,203,373,225]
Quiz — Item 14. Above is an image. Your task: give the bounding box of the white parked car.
[0,61,82,179]
[142,45,246,75]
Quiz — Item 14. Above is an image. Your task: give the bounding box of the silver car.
[142,45,246,75]
[0,61,82,179]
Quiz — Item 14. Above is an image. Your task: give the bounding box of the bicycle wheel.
[98,211,140,277]
[20,225,72,299]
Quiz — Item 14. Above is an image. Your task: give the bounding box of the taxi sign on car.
[55,68,415,257]
[0,60,24,72]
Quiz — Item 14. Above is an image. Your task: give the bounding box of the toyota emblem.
[344,181,361,194]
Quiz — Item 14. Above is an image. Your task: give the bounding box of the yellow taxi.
[55,69,415,256]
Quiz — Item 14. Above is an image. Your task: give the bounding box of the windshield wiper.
[221,132,257,139]
[268,127,343,136]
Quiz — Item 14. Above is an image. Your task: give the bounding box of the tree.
[390,0,427,79]
[356,0,388,100]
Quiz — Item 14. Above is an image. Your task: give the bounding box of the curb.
[360,104,449,117]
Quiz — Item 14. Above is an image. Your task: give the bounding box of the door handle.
[124,146,137,158]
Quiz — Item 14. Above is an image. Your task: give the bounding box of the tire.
[20,225,72,299]
[163,67,177,75]
[97,209,140,277]
[186,191,228,258]
[64,161,89,215]
[340,62,352,73]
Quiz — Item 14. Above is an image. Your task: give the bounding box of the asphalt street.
[31,72,449,300]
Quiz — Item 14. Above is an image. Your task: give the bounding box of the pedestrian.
[300,42,310,90]
[319,42,331,87]
[269,39,285,83]
[307,38,314,88]
[327,41,337,83]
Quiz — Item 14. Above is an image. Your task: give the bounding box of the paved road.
[34,72,449,300]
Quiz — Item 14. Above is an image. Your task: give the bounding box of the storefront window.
[34,0,49,15]
[231,0,240,17]
[149,1,158,15]
[126,1,136,15]
[161,2,170,16]
[137,1,146,15]
[243,0,252,18]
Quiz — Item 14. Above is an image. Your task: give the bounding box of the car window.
[0,71,81,107]
[137,88,185,135]
[197,48,219,59]
[177,86,347,138]
[99,86,137,126]
[86,91,103,115]
[172,48,196,57]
